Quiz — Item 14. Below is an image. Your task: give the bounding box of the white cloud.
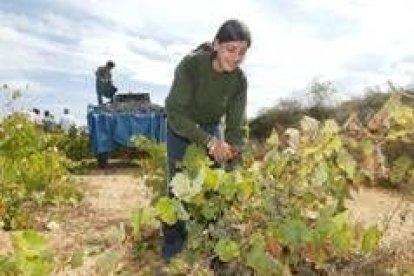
[1,0,414,121]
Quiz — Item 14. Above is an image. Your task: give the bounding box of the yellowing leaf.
[313,161,329,185]
[239,180,254,198]
[155,197,179,225]
[321,120,340,136]
[204,167,223,191]
[361,226,381,253]
[300,116,320,138]
[265,129,280,148]
[337,149,357,180]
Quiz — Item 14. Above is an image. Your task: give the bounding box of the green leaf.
[214,239,240,262]
[8,230,53,275]
[0,255,19,274]
[155,197,179,225]
[389,156,412,183]
[361,226,381,253]
[201,202,220,220]
[323,136,342,155]
[360,139,375,155]
[263,148,281,162]
[278,219,309,249]
[238,179,254,198]
[12,230,50,258]
[246,234,283,274]
[204,167,223,191]
[130,207,160,237]
[218,174,238,201]
[387,129,414,140]
[313,161,329,185]
[181,145,212,178]
[391,105,413,127]
[314,213,354,254]
[337,149,357,180]
[313,220,332,244]
[331,223,353,253]
[330,212,348,230]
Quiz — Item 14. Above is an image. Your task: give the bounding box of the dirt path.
[1,172,413,274]
[344,187,414,274]
[347,187,414,248]
[42,168,153,275]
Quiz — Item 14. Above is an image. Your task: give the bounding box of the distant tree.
[307,78,337,108]
[249,98,304,141]
[248,83,394,141]
[0,84,23,115]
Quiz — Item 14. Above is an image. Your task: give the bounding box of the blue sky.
[1,0,414,125]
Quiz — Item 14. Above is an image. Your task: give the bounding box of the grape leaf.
[321,119,340,136]
[203,167,223,191]
[170,172,203,202]
[278,219,309,249]
[130,207,159,237]
[337,149,357,180]
[361,226,381,253]
[155,197,179,225]
[246,233,283,274]
[214,239,240,262]
[265,129,280,148]
[218,174,238,201]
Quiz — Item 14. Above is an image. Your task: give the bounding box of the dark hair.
[64,108,69,114]
[44,110,50,116]
[106,60,115,68]
[214,19,251,47]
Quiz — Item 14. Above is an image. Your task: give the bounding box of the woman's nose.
[233,53,244,64]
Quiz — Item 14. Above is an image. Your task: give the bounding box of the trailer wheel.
[97,153,108,168]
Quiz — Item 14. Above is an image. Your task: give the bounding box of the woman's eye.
[222,44,247,56]
[226,47,237,53]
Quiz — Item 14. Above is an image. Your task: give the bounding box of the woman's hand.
[228,144,240,159]
[207,138,239,162]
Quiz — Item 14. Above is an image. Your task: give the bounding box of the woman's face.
[213,40,248,73]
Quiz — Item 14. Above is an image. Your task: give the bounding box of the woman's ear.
[212,40,220,51]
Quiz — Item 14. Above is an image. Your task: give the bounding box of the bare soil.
[341,187,414,275]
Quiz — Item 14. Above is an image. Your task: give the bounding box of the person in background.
[163,19,252,260]
[95,60,118,105]
[42,110,55,132]
[29,108,42,126]
[59,108,76,133]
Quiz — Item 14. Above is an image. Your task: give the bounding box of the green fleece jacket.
[165,50,247,147]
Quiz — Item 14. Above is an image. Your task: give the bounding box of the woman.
[163,19,251,260]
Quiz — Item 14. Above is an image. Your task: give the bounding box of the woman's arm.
[225,74,247,148]
[166,58,212,146]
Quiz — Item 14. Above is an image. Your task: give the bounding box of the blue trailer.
[87,93,166,167]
